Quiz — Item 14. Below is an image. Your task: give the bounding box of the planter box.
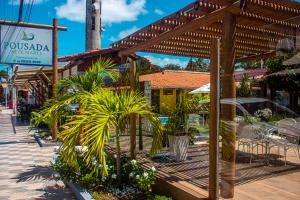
[66,181,95,200]
[34,132,62,147]
[168,135,189,161]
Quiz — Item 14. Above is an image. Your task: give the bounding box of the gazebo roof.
[112,0,300,61]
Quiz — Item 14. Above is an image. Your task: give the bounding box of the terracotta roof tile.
[139,70,210,89]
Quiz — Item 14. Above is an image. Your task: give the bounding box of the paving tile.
[0,110,75,200]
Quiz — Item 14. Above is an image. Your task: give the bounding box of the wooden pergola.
[111,0,300,199]
[13,66,64,106]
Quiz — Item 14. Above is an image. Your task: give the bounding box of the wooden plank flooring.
[109,136,300,200]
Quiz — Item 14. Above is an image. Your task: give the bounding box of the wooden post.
[220,12,237,199]
[130,61,137,159]
[209,38,220,200]
[52,18,58,140]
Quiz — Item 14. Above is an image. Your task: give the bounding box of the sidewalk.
[0,108,74,200]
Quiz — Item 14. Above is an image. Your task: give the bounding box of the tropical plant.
[237,73,253,97]
[57,89,163,184]
[39,59,116,139]
[165,93,195,136]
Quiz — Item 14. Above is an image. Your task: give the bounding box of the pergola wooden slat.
[111,1,300,200]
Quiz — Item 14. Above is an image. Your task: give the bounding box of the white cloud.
[109,26,139,42]
[144,55,188,68]
[10,0,48,5]
[154,9,164,15]
[119,26,139,38]
[55,0,147,24]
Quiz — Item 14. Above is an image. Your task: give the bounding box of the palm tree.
[58,89,163,183]
[39,59,116,139]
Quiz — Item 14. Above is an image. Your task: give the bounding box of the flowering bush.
[125,159,157,196]
[254,108,272,121]
[52,151,157,198]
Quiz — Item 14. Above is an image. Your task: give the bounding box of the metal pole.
[52,18,58,140]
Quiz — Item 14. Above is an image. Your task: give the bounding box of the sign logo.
[21,31,35,41]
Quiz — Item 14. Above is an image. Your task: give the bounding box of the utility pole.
[18,0,24,22]
[86,0,101,51]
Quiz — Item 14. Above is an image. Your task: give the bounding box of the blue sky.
[0,0,194,70]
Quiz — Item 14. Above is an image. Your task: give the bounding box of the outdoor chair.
[268,118,300,165]
[237,124,264,164]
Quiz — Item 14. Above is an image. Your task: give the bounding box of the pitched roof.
[234,69,268,81]
[58,48,118,62]
[139,70,210,89]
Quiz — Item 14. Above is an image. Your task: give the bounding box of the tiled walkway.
[0,108,74,200]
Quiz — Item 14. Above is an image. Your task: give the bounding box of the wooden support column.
[130,61,137,159]
[220,12,237,199]
[209,38,220,200]
[52,18,58,140]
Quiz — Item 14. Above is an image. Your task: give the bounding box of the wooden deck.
[109,137,300,200]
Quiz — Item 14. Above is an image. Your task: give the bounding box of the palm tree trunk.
[116,128,122,184]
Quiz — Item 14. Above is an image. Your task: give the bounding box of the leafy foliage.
[0,70,8,80]
[52,152,157,197]
[154,195,173,200]
[265,56,286,73]
[185,58,210,72]
[163,64,181,70]
[164,93,195,136]
[236,73,253,97]
[57,89,163,180]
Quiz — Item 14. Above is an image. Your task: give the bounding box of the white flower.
[150,166,156,172]
[110,165,114,169]
[92,160,98,166]
[136,175,140,179]
[99,164,103,168]
[111,174,117,179]
[131,160,137,165]
[101,176,107,182]
[129,172,134,177]
[143,172,148,177]
[113,154,117,158]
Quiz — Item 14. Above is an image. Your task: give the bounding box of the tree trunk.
[116,128,122,184]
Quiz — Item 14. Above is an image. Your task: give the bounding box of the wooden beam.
[130,61,137,159]
[236,51,276,62]
[0,20,67,31]
[118,1,240,56]
[209,38,220,200]
[220,11,237,199]
[52,18,58,140]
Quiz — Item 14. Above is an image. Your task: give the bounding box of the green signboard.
[0,25,53,66]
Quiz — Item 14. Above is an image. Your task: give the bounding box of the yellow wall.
[159,89,177,114]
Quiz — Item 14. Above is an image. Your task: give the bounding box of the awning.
[283,52,300,66]
[189,83,210,94]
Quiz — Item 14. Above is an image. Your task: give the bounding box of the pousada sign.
[0,25,53,66]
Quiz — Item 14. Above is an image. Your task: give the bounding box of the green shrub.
[91,191,116,200]
[153,195,173,200]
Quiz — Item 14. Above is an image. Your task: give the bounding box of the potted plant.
[165,94,191,161]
